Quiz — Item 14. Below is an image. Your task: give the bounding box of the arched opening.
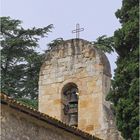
[61,83,79,127]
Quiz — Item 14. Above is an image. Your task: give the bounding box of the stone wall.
[39,39,120,140]
[1,104,89,140]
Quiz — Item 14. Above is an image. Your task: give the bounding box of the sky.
[1,0,122,77]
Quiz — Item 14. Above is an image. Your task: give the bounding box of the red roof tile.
[1,93,101,140]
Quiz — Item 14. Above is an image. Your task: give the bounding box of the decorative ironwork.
[72,23,84,38]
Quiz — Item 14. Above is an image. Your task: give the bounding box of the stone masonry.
[1,103,94,140]
[39,39,121,140]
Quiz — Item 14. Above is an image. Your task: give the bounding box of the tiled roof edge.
[0,93,101,140]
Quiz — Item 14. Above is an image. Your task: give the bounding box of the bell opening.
[61,83,79,127]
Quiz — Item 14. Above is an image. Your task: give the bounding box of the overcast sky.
[1,0,122,77]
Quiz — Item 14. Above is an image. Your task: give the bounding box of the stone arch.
[61,82,78,94]
[61,82,79,127]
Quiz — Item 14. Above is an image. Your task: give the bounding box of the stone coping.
[0,93,101,140]
[44,38,111,77]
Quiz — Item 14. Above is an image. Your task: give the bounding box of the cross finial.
[72,23,84,39]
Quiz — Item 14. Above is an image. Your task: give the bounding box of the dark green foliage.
[1,16,53,99]
[16,98,38,109]
[93,35,114,53]
[106,0,139,139]
[47,38,64,50]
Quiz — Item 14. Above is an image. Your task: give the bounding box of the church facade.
[39,39,121,140]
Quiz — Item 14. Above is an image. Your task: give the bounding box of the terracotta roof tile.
[0,93,101,140]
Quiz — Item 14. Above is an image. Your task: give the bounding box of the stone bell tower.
[39,39,120,140]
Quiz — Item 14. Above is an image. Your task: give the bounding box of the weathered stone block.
[38,39,121,140]
[85,125,94,131]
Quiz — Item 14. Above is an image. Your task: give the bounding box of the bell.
[69,92,78,103]
[69,113,78,126]
[63,104,69,115]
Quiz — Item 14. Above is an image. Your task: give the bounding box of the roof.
[0,93,101,140]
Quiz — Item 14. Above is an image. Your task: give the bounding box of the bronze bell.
[69,92,78,103]
[69,113,78,126]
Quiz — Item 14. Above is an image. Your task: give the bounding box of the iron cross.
[72,23,84,39]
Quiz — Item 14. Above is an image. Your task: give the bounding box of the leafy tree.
[1,16,53,99]
[93,35,114,53]
[47,38,64,50]
[17,98,38,109]
[105,0,139,139]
